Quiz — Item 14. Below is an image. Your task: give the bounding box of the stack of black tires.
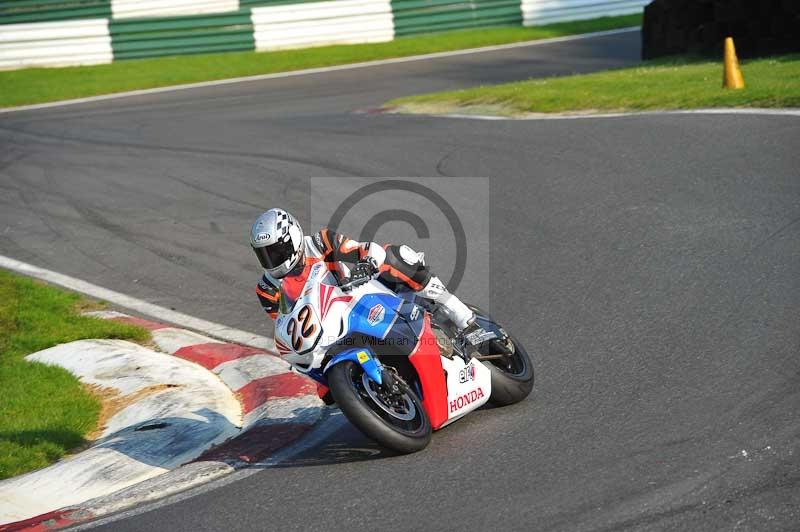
[642,0,800,59]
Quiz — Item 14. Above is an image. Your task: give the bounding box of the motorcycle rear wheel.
[327,360,432,454]
[482,334,534,406]
[467,305,534,406]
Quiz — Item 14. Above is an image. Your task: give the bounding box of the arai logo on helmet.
[255,232,270,243]
[367,304,385,326]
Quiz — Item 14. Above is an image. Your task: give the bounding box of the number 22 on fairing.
[285,304,321,353]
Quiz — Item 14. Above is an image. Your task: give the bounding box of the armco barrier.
[252,0,394,51]
[0,18,112,69]
[0,0,111,25]
[0,0,645,70]
[111,0,240,20]
[391,0,523,37]
[522,0,649,26]
[109,10,254,60]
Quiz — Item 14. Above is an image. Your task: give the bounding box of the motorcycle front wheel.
[327,360,431,454]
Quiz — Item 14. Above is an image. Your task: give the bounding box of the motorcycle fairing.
[366,299,427,358]
[347,293,403,340]
[406,314,492,429]
[395,299,426,338]
[408,314,450,429]
[439,356,491,427]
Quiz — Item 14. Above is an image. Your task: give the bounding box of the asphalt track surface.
[2,30,799,531]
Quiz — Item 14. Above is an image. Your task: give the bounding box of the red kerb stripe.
[113,316,169,330]
[238,373,316,413]
[0,508,86,532]
[173,343,264,370]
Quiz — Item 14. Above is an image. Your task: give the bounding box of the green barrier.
[0,0,111,24]
[391,0,522,36]
[239,0,322,7]
[110,10,255,60]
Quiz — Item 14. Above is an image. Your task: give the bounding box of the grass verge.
[0,14,641,108]
[387,54,800,116]
[0,270,149,480]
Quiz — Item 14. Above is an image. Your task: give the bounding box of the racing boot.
[419,277,489,359]
[419,276,473,330]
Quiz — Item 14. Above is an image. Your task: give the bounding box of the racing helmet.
[250,208,304,278]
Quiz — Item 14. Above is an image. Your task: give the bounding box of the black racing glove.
[345,257,379,289]
[352,257,379,279]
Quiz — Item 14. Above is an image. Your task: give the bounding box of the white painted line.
[676,108,800,117]
[419,107,800,121]
[0,27,639,114]
[0,254,275,351]
[82,310,131,320]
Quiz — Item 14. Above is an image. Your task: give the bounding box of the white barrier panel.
[111,0,240,20]
[252,0,394,52]
[522,0,648,26]
[0,19,112,70]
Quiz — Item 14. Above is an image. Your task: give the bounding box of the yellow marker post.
[723,37,745,89]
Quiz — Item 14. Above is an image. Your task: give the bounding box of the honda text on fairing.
[250,209,534,453]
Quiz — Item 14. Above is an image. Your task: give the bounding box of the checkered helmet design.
[250,208,304,278]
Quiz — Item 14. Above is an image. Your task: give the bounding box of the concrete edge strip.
[0,422,324,530]
[409,107,800,121]
[0,254,274,351]
[64,411,347,532]
[0,462,237,532]
[0,27,640,114]
[0,339,242,529]
[0,338,322,532]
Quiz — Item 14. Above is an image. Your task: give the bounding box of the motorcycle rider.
[249,208,486,343]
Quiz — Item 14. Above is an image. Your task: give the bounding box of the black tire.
[466,305,534,406]
[327,360,431,454]
[483,335,534,406]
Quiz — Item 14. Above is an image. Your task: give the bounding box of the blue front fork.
[323,348,383,385]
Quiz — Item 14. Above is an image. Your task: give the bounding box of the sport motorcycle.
[273,260,534,453]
